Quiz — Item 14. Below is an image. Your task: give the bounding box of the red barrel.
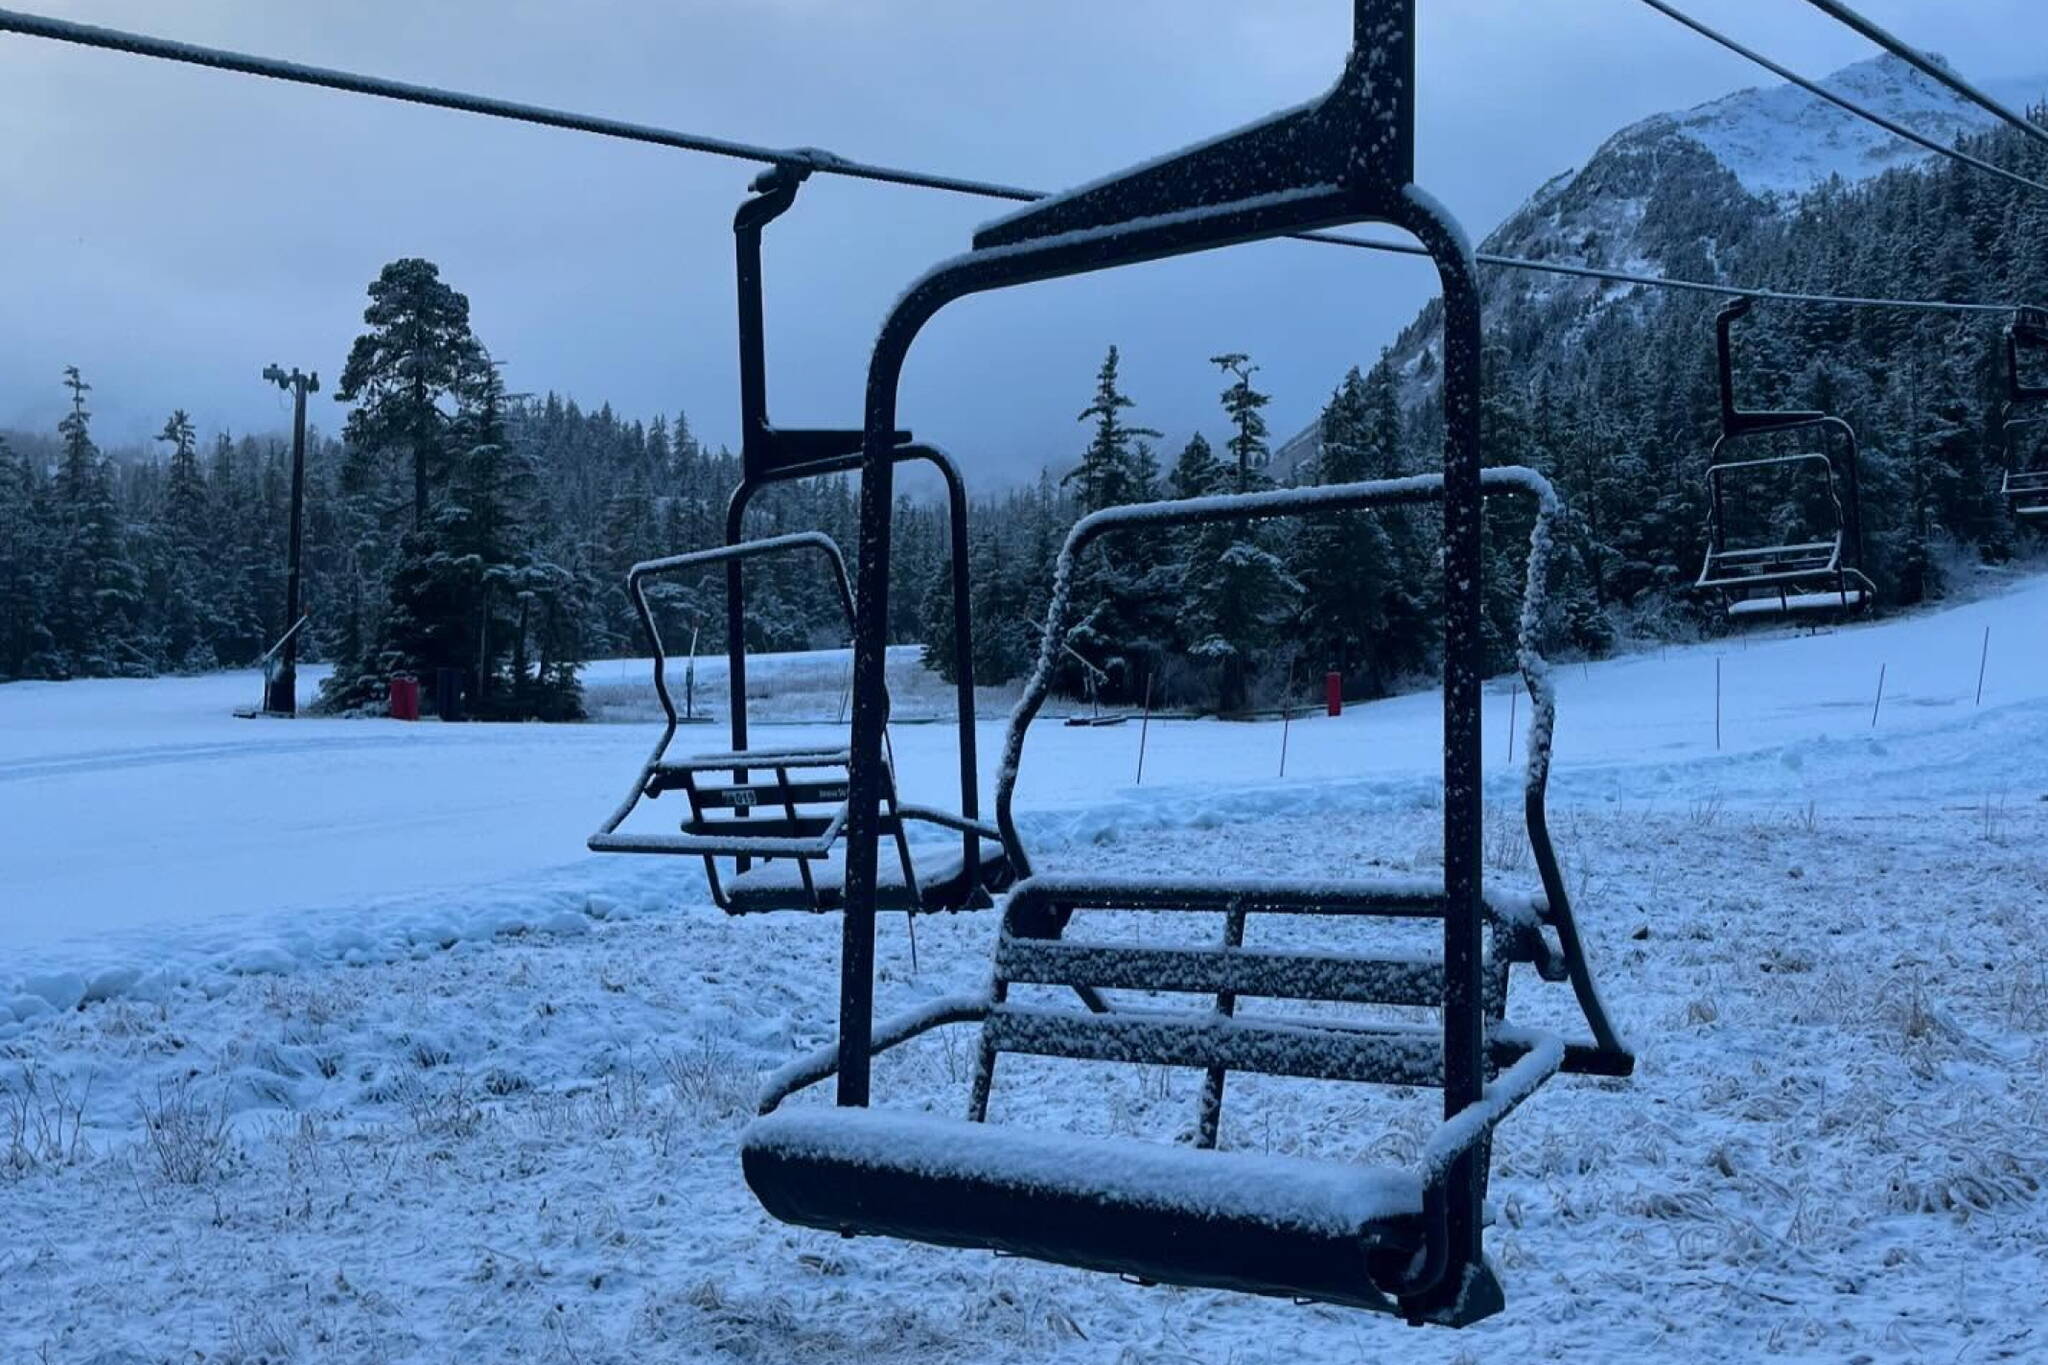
[1325,671,1342,717]
[389,675,421,721]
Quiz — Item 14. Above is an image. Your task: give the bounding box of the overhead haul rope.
[0,6,2025,318]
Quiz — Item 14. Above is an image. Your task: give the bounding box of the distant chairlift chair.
[2000,306,2048,522]
[587,166,1009,915]
[739,1,1633,1328]
[1695,298,1874,622]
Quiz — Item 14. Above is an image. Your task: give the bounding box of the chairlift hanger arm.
[1716,298,1829,437]
[0,5,2027,318]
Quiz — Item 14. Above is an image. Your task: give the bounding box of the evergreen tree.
[1290,365,1433,697]
[47,368,144,676]
[1210,353,1272,493]
[334,259,487,529]
[0,435,56,679]
[1058,347,1167,701]
[146,410,221,670]
[1169,432,1223,500]
[1178,353,1296,711]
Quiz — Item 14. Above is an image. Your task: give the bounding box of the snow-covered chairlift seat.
[744,468,1633,1327]
[587,531,1009,913]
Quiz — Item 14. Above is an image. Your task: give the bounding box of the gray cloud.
[3,0,2040,485]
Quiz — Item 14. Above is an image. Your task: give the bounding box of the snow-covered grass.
[2,801,2043,1362]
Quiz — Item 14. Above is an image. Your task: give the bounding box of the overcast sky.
[2,0,2042,486]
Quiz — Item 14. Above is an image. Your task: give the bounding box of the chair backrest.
[968,880,1524,1146]
[673,755,854,850]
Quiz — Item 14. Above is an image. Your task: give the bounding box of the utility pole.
[263,363,319,715]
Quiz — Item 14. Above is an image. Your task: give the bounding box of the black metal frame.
[1696,298,1874,619]
[821,0,1495,1314]
[588,169,1006,912]
[2000,307,2048,520]
[723,165,991,895]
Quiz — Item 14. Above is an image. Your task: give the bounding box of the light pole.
[263,363,318,715]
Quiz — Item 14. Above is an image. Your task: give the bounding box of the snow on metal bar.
[626,531,846,581]
[1009,873,1450,915]
[588,811,841,859]
[997,937,1445,1006]
[890,803,1002,840]
[756,992,990,1115]
[743,1106,1424,1232]
[1726,589,1868,617]
[661,748,853,770]
[1419,1025,1565,1186]
[985,1004,1450,1087]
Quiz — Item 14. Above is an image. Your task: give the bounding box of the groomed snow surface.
[4,569,2048,1362]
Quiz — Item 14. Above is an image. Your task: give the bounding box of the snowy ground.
[3,570,2048,1362]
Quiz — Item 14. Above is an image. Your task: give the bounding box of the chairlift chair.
[1694,298,1875,622]
[2000,307,2048,521]
[739,2,1632,1326]
[746,471,1632,1326]
[587,166,1010,915]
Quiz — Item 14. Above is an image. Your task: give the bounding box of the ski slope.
[3,569,2046,977]
[2,574,2046,1362]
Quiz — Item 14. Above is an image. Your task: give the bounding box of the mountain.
[1277,54,2048,476]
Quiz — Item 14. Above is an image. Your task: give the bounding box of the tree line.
[5,115,2045,714]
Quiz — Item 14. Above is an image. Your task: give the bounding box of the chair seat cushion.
[742,1106,1466,1315]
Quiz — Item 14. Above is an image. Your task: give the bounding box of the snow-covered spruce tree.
[369,361,585,721]
[1174,354,1297,713]
[144,410,224,672]
[1210,352,1271,495]
[1057,346,1170,703]
[335,259,487,531]
[47,368,146,678]
[1289,364,1435,698]
[0,434,58,680]
[318,259,487,713]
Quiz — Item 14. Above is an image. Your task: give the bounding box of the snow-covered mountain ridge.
[1666,52,2041,200]
[1279,53,2047,473]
